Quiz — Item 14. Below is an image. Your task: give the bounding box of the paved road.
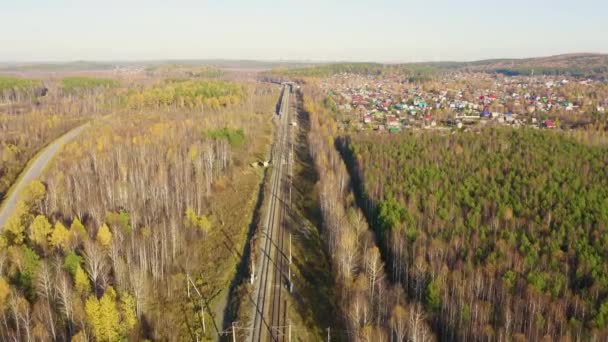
[250,85,292,342]
[0,123,89,229]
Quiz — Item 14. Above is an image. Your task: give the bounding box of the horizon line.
[1,52,607,66]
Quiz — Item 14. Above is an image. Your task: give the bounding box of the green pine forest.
[341,128,608,340]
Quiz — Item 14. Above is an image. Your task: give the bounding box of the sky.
[1,0,607,62]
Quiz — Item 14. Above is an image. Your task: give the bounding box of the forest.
[60,77,119,95]
[271,63,438,82]
[341,128,608,340]
[146,65,224,79]
[4,64,604,341]
[0,75,127,204]
[0,77,40,95]
[0,76,46,103]
[0,76,278,340]
[126,79,245,111]
[0,109,84,199]
[302,86,436,341]
[271,54,608,82]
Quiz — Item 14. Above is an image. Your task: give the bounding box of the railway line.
[250,84,292,342]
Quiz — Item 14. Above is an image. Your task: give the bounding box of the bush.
[207,127,246,148]
[61,77,119,93]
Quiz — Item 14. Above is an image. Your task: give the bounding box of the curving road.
[0,123,89,229]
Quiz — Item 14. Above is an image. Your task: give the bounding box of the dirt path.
[0,123,89,229]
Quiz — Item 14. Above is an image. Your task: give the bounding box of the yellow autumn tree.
[185,208,198,228]
[49,221,71,251]
[4,213,25,245]
[209,97,221,111]
[70,218,88,242]
[120,292,137,332]
[188,144,199,162]
[29,215,52,251]
[198,215,211,234]
[74,266,91,295]
[4,200,31,245]
[96,224,112,249]
[0,277,9,310]
[20,180,46,205]
[184,208,211,234]
[85,286,137,341]
[85,287,121,341]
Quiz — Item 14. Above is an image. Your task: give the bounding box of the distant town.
[321,72,608,132]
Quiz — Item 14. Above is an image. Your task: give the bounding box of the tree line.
[126,79,245,111]
[60,77,120,95]
[302,86,435,341]
[0,76,47,103]
[270,63,438,83]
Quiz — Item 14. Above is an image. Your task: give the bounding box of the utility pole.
[186,274,206,335]
[201,300,206,334]
[232,322,236,342]
[289,142,293,210]
[250,240,255,285]
[288,233,293,293]
[186,273,190,298]
[327,327,331,342]
[288,321,292,342]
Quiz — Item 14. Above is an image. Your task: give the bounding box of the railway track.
[250,85,291,342]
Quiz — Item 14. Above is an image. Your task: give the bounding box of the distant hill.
[0,61,118,72]
[0,59,308,73]
[427,53,608,78]
[268,62,439,82]
[2,54,606,78]
[268,53,608,80]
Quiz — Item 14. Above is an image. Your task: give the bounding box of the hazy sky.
[1,0,607,62]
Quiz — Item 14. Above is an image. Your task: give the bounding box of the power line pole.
[186,274,206,334]
[232,322,236,342]
[201,299,206,334]
[250,240,255,285]
[288,233,293,293]
[187,273,190,298]
[327,327,331,342]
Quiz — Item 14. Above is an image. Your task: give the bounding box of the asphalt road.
[0,123,89,229]
[250,85,292,342]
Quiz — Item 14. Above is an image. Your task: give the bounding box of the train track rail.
[250,85,291,342]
